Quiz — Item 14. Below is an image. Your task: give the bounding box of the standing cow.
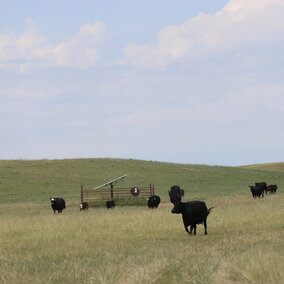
[171,201,214,235]
[168,185,184,204]
[249,186,264,198]
[80,202,89,211]
[147,195,161,209]
[106,200,115,209]
[50,197,66,213]
[266,184,278,194]
[255,182,267,194]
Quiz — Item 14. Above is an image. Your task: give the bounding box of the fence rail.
[81,184,155,206]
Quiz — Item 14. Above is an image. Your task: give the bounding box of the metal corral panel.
[81,184,155,206]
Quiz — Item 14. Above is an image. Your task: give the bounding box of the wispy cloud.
[122,0,284,67]
[0,20,108,71]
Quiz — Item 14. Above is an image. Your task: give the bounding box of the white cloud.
[123,0,284,67]
[39,21,107,68]
[0,20,108,71]
[0,19,46,63]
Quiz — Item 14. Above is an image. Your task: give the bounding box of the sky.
[0,0,283,166]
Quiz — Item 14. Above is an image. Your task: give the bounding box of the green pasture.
[0,159,283,204]
[0,159,283,283]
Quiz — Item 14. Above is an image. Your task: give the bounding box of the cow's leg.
[193,225,197,235]
[204,220,208,235]
[190,225,196,235]
[184,224,190,234]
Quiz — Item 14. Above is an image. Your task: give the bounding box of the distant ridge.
[240,162,284,171]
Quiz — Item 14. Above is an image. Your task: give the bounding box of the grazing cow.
[266,184,278,194]
[80,202,89,211]
[168,185,184,204]
[171,201,214,235]
[106,200,115,209]
[50,197,66,213]
[249,186,264,198]
[147,195,161,209]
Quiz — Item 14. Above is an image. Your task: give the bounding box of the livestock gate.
[80,175,155,206]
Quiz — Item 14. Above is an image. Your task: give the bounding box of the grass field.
[0,159,283,283]
[1,159,283,203]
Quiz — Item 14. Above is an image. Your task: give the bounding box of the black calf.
[147,195,161,209]
[80,202,89,211]
[106,200,115,209]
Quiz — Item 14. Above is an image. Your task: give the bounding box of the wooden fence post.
[81,185,84,203]
[110,184,114,200]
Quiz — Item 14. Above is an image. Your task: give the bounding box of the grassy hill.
[0,158,283,204]
[0,159,283,283]
[239,162,284,172]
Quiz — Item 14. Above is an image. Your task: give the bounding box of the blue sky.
[0,0,283,165]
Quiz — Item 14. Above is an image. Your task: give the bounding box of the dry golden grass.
[0,193,283,283]
[239,162,284,172]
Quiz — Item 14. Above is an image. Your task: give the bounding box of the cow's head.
[170,193,182,204]
[171,202,183,214]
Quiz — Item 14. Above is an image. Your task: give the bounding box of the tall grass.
[0,159,283,283]
[0,194,283,283]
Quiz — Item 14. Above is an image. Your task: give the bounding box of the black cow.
[249,185,264,198]
[171,201,214,235]
[168,185,184,204]
[266,184,278,194]
[170,195,181,204]
[147,195,161,209]
[106,200,115,209]
[255,182,267,192]
[50,197,66,213]
[80,202,89,211]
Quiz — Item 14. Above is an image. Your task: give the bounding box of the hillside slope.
[239,162,284,171]
[0,159,283,204]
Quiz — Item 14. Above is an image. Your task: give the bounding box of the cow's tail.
[207,207,214,215]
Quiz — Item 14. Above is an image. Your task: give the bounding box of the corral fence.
[80,184,155,206]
